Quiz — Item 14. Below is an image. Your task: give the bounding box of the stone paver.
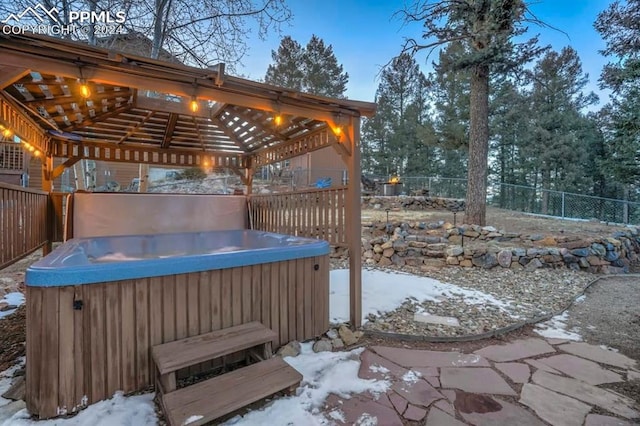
[426,407,468,426]
[373,392,393,409]
[358,349,408,381]
[559,342,638,369]
[324,344,640,426]
[531,370,640,419]
[458,397,546,426]
[585,414,635,426]
[524,358,563,375]
[434,399,455,416]
[325,394,403,426]
[519,383,591,426]
[414,366,439,377]
[414,312,461,327]
[440,368,516,396]
[474,338,555,362]
[537,354,623,385]
[404,403,427,421]
[391,378,444,407]
[441,389,457,402]
[495,362,530,384]
[388,391,407,415]
[425,375,440,387]
[372,346,490,368]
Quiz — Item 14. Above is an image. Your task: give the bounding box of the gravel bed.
[330,260,595,337]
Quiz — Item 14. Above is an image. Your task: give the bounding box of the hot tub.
[25,229,329,419]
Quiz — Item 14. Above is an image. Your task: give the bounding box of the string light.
[0,125,12,139]
[79,79,91,98]
[189,96,199,113]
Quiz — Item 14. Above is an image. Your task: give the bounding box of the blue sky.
[240,0,613,105]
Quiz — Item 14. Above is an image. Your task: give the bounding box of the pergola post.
[345,117,362,328]
[41,154,53,255]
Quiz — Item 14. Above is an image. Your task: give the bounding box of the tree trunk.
[465,64,489,226]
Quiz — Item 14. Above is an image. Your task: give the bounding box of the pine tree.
[303,35,349,98]
[431,42,471,176]
[361,54,435,177]
[399,0,548,225]
[526,47,597,214]
[264,36,305,90]
[264,35,349,98]
[595,0,640,215]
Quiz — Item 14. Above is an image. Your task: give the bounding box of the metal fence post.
[561,192,565,219]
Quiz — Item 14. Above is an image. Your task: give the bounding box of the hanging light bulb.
[189,96,199,113]
[274,114,283,126]
[1,127,12,138]
[79,79,91,98]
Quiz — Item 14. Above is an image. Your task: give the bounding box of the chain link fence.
[489,183,640,225]
[364,175,640,225]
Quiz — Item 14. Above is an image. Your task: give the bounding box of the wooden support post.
[41,155,53,255]
[345,117,362,328]
[138,163,149,192]
[73,162,86,191]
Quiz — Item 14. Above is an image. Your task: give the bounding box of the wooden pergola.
[0,28,375,327]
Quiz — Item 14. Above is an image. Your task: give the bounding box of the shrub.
[177,167,206,181]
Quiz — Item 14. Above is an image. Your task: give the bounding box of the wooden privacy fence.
[0,182,48,269]
[250,186,347,246]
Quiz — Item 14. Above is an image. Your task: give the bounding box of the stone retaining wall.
[361,221,640,274]
[362,196,465,212]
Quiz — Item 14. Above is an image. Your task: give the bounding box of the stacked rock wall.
[362,196,465,212]
[361,221,640,274]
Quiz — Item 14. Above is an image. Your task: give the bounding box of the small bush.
[177,167,207,181]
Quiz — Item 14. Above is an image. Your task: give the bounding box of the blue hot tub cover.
[26,229,329,287]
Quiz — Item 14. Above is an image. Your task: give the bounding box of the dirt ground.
[565,276,640,360]
[362,206,635,237]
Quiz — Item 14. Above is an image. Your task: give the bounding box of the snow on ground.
[0,359,24,409]
[329,268,517,324]
[2,392,157,426]
[222,344,389,426]
[0,293,25,320]
[534,311,583,341]
[0,268,523,425]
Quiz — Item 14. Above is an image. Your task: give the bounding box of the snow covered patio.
[1,267,639,425]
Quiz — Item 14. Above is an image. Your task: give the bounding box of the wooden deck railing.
[0,142,25,171]
[249,186,347,246]
[0,182,48,269]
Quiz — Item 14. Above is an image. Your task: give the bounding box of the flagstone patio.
[323,338,639,425]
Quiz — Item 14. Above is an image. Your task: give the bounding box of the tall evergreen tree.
[264,35,349,98]
[489,76,531,206]
[303,35,349,98]
[399,0,548,225]
[264,36,305,90]
[361,54,435,177]
[527,47,597,211]
[431,42,471,176]
[595,0,640,208]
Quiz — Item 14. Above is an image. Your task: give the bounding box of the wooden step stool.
[151,322,302,426]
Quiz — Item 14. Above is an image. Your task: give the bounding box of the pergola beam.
[162,113,179,149]
[0,46,373,124]
[118,110,155,144]
[51,156,81,179]
[0,91,50,153]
